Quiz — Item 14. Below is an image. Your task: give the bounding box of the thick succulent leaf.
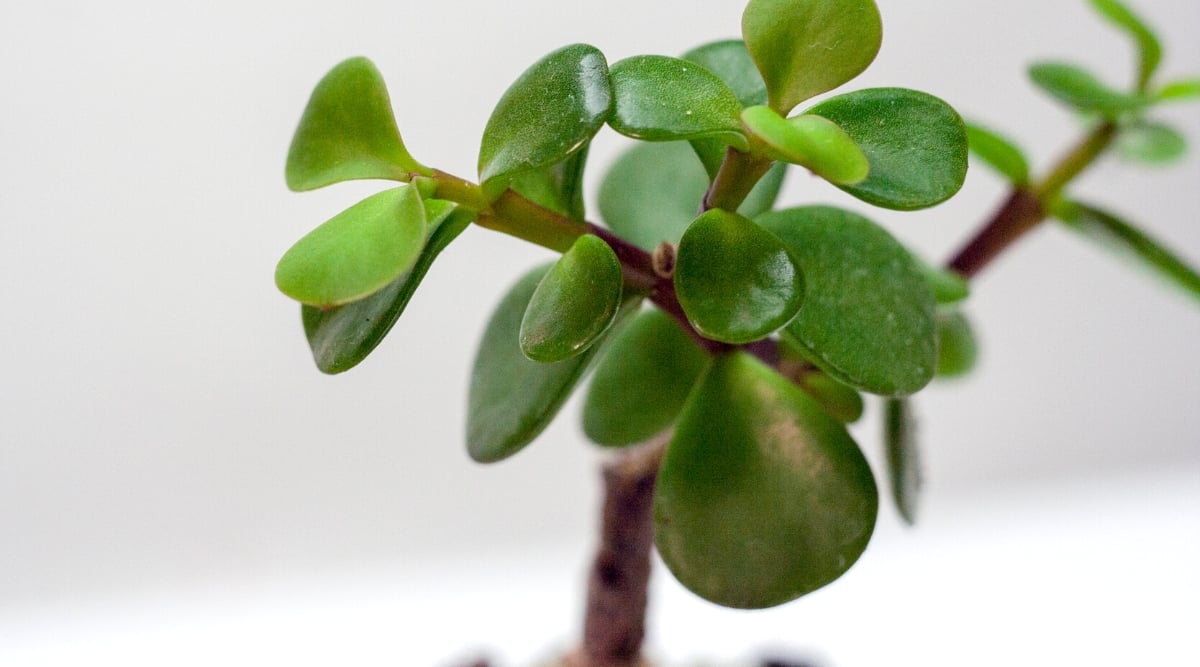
[1116,121,1187,165]
[302,201,469,374]
[935,310,978,378]
[807,88,967,210]
[276,185,427,307]
[965,122,1030,185]
[921,263,970,305]
[598,141,786,252]
[741,106,869,184]
[609,55,747,148]
[508,146,590,221]
[759,206,936,395]
[796,370,864,423]
[286,57,426,191]
[655,351,878,609]
[676,209,803,343]
[884,397,921,525]
[1156,78,1200,102]
[1054,201,1200,303]
[1028,62,1147,115]
[1088,0,1161,91]
[741,0,882,115]
[478,44,612,194]
[520,235,623,362]
[582,309,709,446]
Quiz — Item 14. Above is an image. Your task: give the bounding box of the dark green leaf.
[1156,77,1200,102]
[682,39,768,108]
[286,57,428,191]
[609,55,747,148]
[796,369,864,423]
[276,185,427,307]
[1028,62,1147,115]
[1088,0,1161,91]
[508,145,590,221]
[741,106,869,184]
[741,0,882,114]
[302,201,469,374]
[478,44,612,195]
[656,351,878,608]
[1116,121,1187,164]
[582,309,709,446]
[965,122,1030,185]
[676,209,803,343]
[935,310,978,378]
[807,88,968,210]
[884,397,921,525]
[1054,201,1200,303]
[759,206,936,395]
[520,235,623,362]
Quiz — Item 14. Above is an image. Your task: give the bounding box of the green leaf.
[807,88,968,210]
[676,209,803,344]
[682,40,770,177]
[965,122,1030,185]
[301,201,469,374]
[582,309,709,446]
[1028,62,1147,115]
[1116,121,1187,165]
[276,185,427,307]
[609,55,747,148]
[1156,77,1200,102]
[741,0,882,115]
[520,235,623,362]
[1088,0,1161,91]
[759,206,936,395]
[508,146,591,221]
[597,141,785,252]
[478,44,612,195]
[741,106,869,185]
[935,309,978,378]
[1054,201,1200,303]
[795,370,864,423]
[922,263,970,305]
[655,351,878,609]
[468,265,627,462]
[286,57,427,191]
[884,397,921,525]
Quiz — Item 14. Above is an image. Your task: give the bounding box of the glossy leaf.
[582,309,709,446]
[520,235,623,362]
[478,44,612,194]
[676,209,803,343]
[508,146,590,221]
[807,88,968,210]
[742,0,882,114]
[468,265,621,462]
[884,397,921,525]
[1028,62,1147,115]
[656,351,878,608]
[1116,121,1187,165]
[1054,201,1200,303]
[922,263,970,305]
[302,201,469,374]
[682,40,769,176]
[935,310,978,378]
[741,106,869,184]
[609,55,747,148]
[276,186,427,307]
[1088,0,1161,91]
[796,370,864,423]
[598,141,785,252]
[759,206,936,395]
[286,57,427,191]
[1156,78,1200,102]
[965,122,1030,185]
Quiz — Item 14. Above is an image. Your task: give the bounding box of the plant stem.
[702,147,774,213]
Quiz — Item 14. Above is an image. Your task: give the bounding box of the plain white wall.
[1,0,1197,629]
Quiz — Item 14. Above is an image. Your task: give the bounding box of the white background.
[1,1,1197,664]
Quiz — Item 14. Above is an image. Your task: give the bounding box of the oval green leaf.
[655,351,878,608]
[921,262,971,305]
[1028,62,1147,115]
[742,0,882,115]
[796,369,864,423]
[1088,0,1161,91]
[286,57,427,191]
[682,39,769,177]
[1116,121,1187,165]
[884,397,921,525]
[478,44,612,194]
[741,106,869,185]
[276,185,427,308]
[520,235,623,362]
[301,202,470,374]
[508,146,590,221]
[1156,77,1200,102]
[965,121,1030,185]
[676,209,803,344]
[609,55,747,148]
[806,88,968,210]
[582,309,709,446]
[935,309,978,378]
[759,206,936,395]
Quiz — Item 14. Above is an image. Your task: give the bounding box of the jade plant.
[275,0,1198,662]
